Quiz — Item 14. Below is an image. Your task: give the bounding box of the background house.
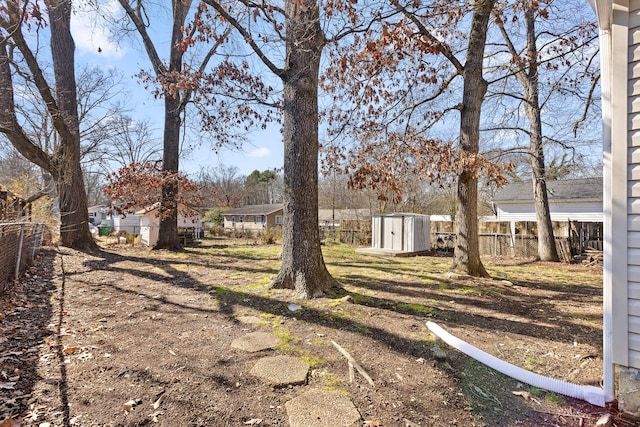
[222,204,283,232]
[88,204,108,225]
[492,177,603,252]
[493,177,603,223]
[88,205,141,235]
[137,203,202,247]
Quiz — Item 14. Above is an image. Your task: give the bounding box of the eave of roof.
[224,204,284,216]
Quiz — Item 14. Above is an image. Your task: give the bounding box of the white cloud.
[246,147,271,158]
[71,1,126,59]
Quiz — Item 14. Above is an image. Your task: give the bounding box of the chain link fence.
[0,222,46,292]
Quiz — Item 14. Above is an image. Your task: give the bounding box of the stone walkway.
[231,321,361,427]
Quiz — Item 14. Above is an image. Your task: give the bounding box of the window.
[275,215,283,225]
[254,215,265,224]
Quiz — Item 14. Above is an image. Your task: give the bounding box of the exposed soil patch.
[0,238,634,426]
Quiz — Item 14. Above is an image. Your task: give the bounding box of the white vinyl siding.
[495,201,603,223]
[626,0,640,367]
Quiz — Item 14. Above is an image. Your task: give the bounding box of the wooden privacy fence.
[0,222,46,292]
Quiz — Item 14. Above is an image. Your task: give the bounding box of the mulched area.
[0,241,635,426]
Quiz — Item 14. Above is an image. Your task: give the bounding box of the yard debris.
[512,390,541,405]
[244,419,263,425]
[287,304,302,312]
[363,419,383,426]
[595,413,612,426]
[512,390,531,400]
[330,339,374,386]
[122,399,142,413]
[0,417,21,427]
[152,393,165,410]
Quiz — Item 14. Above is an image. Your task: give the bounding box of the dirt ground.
[0,237,636,426]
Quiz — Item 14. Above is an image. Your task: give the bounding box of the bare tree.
[490,0,598,261]
[0,0,96,249]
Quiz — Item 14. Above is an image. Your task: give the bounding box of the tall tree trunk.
[526,83,559,261]
[270,0,339,298]
[155,95,181,249]
[0,0,96,250]
[523,7,559,262]
[49,0,95,250]
[450,0,495,277]
[155,0,191,249]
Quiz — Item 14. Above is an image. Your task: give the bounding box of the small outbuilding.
[366,213,431,254]
[136,203,202,247]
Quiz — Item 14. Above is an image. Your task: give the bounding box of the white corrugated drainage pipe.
[426,321,606,407]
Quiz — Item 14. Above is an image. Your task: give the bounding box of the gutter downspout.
[589,0,615,403]
[599,24,616,404]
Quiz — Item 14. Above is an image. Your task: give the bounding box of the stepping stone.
[231,332,278,352]
[236,315,262,325]
[285,389,361,427]
[250,355,309,386]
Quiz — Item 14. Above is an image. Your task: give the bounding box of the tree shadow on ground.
[0,249,59,423]
[29,244,617,426]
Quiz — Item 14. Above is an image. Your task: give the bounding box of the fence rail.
[0,222,46,292]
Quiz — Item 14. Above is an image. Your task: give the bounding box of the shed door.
[382,217,403,250]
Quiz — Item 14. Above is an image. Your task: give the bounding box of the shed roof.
[135,202,202,215]
[224,204,283,216]
[493,177,603,203]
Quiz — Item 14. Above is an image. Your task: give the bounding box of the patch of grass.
[565,311,586,319]
[528,387,544,396]
[246,277,271,290]
[299,354,326,368]
[275,328,298,352]
[397,302,437,316]
[545,392,563,405]
[257,313,282,328]
[524,356,544,370]
[458,286,502,296]
[320,372,349,395]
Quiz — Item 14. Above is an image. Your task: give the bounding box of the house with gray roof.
[223,204,283,232]
[493,177,603,223]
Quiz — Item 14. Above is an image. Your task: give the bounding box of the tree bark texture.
[155,0,192,249]
[523,8,559,262]
[0,0,96,250]
[450,0,495,277]
[270,0,339,298]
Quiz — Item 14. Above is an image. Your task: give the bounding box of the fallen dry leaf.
[152,394,164,410]
[511,390,531,400]
[364,420,383,427]
[122,399,141,412]
[0,416,22,427]
[63,348,80,355]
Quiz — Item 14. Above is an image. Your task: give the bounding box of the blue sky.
[71,2,284,178]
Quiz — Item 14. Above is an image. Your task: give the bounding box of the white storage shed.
[371,213,431,253]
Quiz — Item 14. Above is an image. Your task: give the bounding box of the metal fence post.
[31,223,43,261]
[14,223,25,280]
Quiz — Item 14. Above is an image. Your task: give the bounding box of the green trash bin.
[99,226,112,236]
